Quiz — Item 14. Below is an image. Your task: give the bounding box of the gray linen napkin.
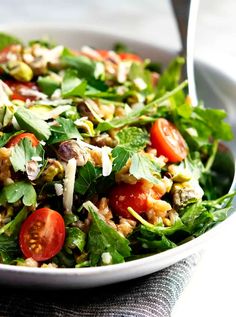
[0,254,199,317]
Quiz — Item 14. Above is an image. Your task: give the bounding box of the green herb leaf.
[0,32,22,51]
[138,235,177,252]
[0,181,36,207]
[0,235,19,264]
[130,153,161,184]
[84,202,131,266]
[0,105,14,128]
[48,117,81,144]
[0,130,24,147]
[112,146,132,172]
[117,127,149,151]
[0,207,28,236]
[74,161,101,195]
[14,107,51,140]
[10,138,44,173]
[37,75,60,96]
[62,69,87,97]
[65,227,86,252]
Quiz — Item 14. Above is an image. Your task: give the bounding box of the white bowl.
[0,25,235,289]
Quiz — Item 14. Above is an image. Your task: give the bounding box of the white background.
[1,1,236,316]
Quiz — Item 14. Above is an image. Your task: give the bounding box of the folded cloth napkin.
[0,254,199,317]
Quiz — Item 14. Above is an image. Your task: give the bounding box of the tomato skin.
[150,118,188,163]
[118,52,142,62]
[19,208,65,262]
[4,80,38,101]
[6,133,39,148]
[0,45,16,63]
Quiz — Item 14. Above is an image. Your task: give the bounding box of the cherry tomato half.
[19,208,65,262]
[118,52,142,62]
[6,133,39,148]
[4,80,39,101]
[150,118,188,163]
[109,181,162,219]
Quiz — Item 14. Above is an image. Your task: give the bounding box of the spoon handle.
[171,0,199,106]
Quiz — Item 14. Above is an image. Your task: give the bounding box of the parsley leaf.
[14,107,51,140]
[0,130,24,147]
[48,117,81,144]
[10,138,44,173]
[74,161,101,195]
[61,69,87,97]
[111,127,149,172]
[130,153,161,184]
[37,75,60,96]
[0,181,36,207]
[84,202,131,266]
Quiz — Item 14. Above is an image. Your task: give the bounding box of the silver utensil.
[171,0,199,106]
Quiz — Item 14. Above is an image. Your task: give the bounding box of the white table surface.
[1,1,236,316]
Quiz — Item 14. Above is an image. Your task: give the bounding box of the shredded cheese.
[63,158,77,214]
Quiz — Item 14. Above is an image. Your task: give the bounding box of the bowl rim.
[0,24,235,276]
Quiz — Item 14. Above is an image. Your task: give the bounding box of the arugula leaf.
[0,32,22,51]
[61,69,87,97]
[138,235,177,252]
[14,107,51,140]
[10,138,44,173]
[84,202,131,266]
[156,56,185,96]
[193,107,233,141]
[130,153,161,184]
[37,75,60,96]
[65,227,86,252]
[0,207,28,236]
[74,161,101,195]
[0,130,24,147]
[0,181,36,207]
[116,127,149,150]
[97,80,188,132]
[61,52,96,80]
[48,117,81,144]
[0,235,19,264]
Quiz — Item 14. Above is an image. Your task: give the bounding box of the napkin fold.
[0,254,199,317]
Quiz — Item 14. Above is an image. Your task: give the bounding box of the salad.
[0,32,235,268]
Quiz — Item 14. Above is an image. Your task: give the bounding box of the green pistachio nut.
[8,61,33,82]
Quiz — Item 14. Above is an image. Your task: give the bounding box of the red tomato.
[109,182,161,219]
[96,49,110,59]
[4,80,38,101]
[6,133,39,148]
[19,208,65,261]
[150,118,188,163]
[118,52,142,62]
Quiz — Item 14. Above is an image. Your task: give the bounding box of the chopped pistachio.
[168,164,192,182]
[7,60,33,82]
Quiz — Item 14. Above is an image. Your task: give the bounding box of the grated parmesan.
[63,158,77,214]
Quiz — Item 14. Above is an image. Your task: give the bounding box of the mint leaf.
[62,69,87,97]
[65,227,86,252]
[116,127,149,151]
[14,107,51,140]
[130,153,161,184]
[0,32,22,51]
[0,181,36,207]
[10,138,44,173]
[84,202,131,266]
[48,117,81,144]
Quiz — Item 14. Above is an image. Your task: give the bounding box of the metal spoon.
[171,0,199,106]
